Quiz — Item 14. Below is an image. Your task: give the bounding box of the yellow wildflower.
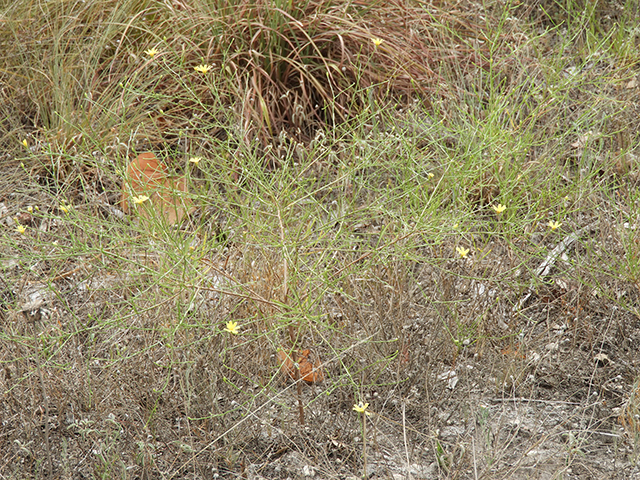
[548,220,562,230]
[189,157,202,165]
[371,38,383,47]
[22,139,28,148]
[16,224,26,234]
[456,246,470,258]
[131,195,150,205]
[353,402,372,416]
[224,321,240,335]
[145,47,159,58]
[492,204,506,214]
[194,64,213,74]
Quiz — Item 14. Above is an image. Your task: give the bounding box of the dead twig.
[513,221,598,312]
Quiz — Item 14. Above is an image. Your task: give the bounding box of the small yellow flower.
[427,172,434,179]
[59,204,70,214]
[492,204,506,214]
[224,321,240,335]
[453,223,459,230]
[145,47,159,58]
[194,64,213,74]
[456,246,470,258]
[353,402,372,416]
[22,139,28,148]
[371,38,383,47]
[548,220,562,230]
[16,224,26,234]
[27,206,33,213]
[189,157,202,165]
[131,195,150,205]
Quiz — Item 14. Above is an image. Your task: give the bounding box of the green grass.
[1,0,640,478]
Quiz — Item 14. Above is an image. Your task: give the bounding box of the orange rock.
[120,152,194,225]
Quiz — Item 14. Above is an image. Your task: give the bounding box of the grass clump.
[1,0,640,478]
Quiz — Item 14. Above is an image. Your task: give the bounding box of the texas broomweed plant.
[2,0,639,477]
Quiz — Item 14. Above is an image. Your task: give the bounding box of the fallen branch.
[514,221,598,312]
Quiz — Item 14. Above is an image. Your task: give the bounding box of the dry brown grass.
[0,0,514,175]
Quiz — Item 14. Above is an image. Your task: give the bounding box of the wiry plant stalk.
[26,318,53,478]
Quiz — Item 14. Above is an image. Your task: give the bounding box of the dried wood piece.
[120,152,195,225]
[277,348,324,384]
